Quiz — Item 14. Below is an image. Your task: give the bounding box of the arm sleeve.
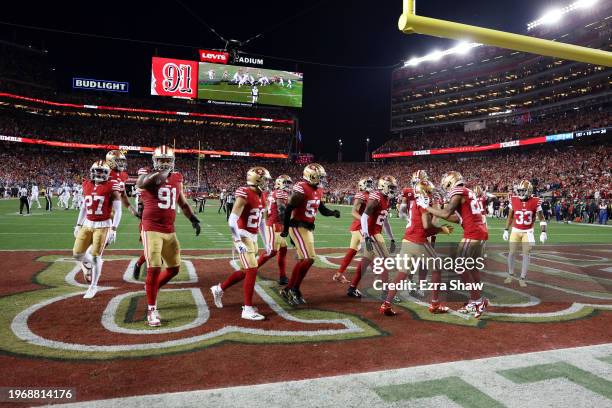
[318,202,335,217]
[259,215,267,246]
[112,199,122,228]
[282,203,294,232]
[76,204,87,226]
[383,217,395,240]
[228,213,241,241]
[360,212,369,235]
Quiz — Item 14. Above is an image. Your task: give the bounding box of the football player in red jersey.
[503,180,547,287]
[398,170,428,220]
[258,174,292,285]
[333,177,373,285]
[380,181,453,316]
[473,185,490,225]
[210,167,271,321]
[79,150,138,282]
[279,163,340,305]
[73,161,123,299]
[417,171,490,318]
[355,176,398,299]
[137,146,201,327]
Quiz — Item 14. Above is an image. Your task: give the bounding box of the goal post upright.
[398,0,612,67]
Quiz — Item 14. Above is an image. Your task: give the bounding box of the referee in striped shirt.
[19,186,30,215]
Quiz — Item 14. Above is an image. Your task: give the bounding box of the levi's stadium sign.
[199,49,229,64]
[72,78,129,93]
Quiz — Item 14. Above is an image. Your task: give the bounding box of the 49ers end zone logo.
[0,254,380,360]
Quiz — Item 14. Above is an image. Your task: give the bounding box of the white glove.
[74,225,81,238]
[106,229,117,245]
[502,229,509,241]
[234,240,248,253]
[416,196,430,209]
[540,232,547,243]
[265,242,273,255]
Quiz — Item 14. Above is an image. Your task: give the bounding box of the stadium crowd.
[377,106,610,153]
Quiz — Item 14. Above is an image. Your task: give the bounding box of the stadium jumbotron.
[0,0,610,407]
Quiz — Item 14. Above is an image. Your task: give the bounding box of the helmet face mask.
[90,161,111,183]
[414,180,435,199]
[411,170,428,188]
[358,177,374,192]
[515,180,533,200]
[303,163,327,187]
[106,150,127,172]
[152,146,175,172]
[247,167,272,192]
[377,175,398,197]
[274,175,293,192]
[440,171,464,194]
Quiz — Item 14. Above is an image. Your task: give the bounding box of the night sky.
[1,0,556,160]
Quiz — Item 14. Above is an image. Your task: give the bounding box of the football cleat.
[210,284,224,308]
[81,262,92,283]
[241,305,265,321]
[332,272,350,284]
[458,302,478,314]
[379,302,397,316]
[504,275,513,284]
[133,261,143,280]
[292,288,307,305]
[278,276,289,286]
[347,286,362,298]
[83,286,98,299]
[428,302,450,314]
[473,298,489,319]
[279,288,296,306]
[519,278,527,287]
[147,308,161,327]
[382,291,402,304]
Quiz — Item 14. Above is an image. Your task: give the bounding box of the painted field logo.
[0,255,381,360]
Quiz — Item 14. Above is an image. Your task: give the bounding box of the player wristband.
[539,221,547,226]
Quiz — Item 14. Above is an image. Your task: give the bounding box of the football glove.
[365,236,374,252]
[333,210,340,218]
[233,240,248,253]
[74,225,81,238]
[389,239,396,253]
[190,215,201,236]
[440,225,454,235]
[502,229,509,241]
[416,196,430,209]
[106,229,117,245]
[540,232,547,243]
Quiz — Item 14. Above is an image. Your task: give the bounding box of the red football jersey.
[235,186,265,234]
[350,191,369,232]
[82,179,120,222]
[141,172,183,233]
[110,169,129,193]
[402,187,415,203]
[448,186,488,240]
[266,189,289,226]
[510,196,542,230]
[365,191,389,236]
[403,200,436,243]
[291,181,323,223]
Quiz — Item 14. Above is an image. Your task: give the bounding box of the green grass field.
[0,198,610,250]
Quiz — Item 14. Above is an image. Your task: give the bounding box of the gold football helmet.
[90,160,111,183]
[303,163,327,186]
[414,180,435,198]
[247,167,272,191]
[358,177,374,192]
[152,145,175,171]
[515,180,533,200]
[411,170,428,187]
[274,174,293,191]
[377,175,398,197]
[440,171,464,192]
[106,150,127,172]
[473,185,484,197]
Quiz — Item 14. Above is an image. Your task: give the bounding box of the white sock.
[521,253,530,279]
[507,252,516,276]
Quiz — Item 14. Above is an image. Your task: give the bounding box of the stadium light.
[540,9,564,25]
[403,42,481,67]
[575,0,597,7]
[528,0,600,30]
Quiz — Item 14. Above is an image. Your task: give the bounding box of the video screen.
[197,62,303,108]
